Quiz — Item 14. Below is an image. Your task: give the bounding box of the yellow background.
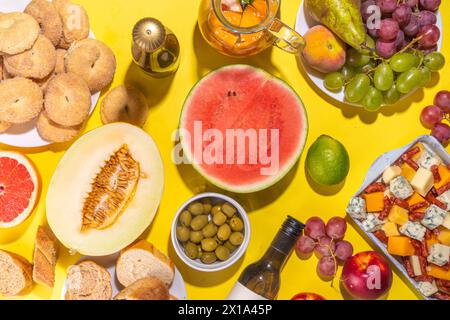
[1,0,449,300]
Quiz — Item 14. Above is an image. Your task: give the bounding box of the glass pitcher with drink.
[198,0,304,57]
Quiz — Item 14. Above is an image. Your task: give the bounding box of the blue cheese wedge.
[399,221,426,241]
[418,150,441,170]
[346,197,366,220]
[421,204,447,230]
[417,281,438,297]
[427,244,450,267]
[437,190,450,211]
[389,176,414,200]
[362,214,384,232]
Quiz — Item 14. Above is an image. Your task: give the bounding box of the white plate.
[295,1,443,108]
[60,254,188,300]
[0,0,100,148]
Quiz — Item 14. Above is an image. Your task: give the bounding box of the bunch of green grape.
[324,41,446,112]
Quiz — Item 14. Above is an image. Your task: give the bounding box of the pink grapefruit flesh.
[0,152,39,228]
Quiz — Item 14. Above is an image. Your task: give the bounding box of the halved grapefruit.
[179,65,308,193]
[0,152,39,228]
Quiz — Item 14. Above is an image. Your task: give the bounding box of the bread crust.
[115,277,170,300]
[32,226,58,288]
[0,250,33,296]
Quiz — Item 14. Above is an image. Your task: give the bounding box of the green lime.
[306,135,350,186]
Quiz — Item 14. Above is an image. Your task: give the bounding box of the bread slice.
[32,226,58,288]
[65,260,112,300]
[116,240,174,287]
[0,250,33,296]
[114,277,170,300]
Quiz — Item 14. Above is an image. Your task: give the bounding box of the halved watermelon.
[180,65,308,193]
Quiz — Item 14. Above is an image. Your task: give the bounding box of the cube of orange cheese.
[388,236,416,256]
[407,193,428,213]
[434,165,450,190]
[388,205,409,226]
[382,221,400,237]
[427,265,450,281]
[438,229,450,246]
[401,163,417,182]
[363,192,384,212]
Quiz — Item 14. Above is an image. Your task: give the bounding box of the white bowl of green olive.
[171,192,251,272]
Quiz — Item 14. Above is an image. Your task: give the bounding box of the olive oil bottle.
[227,216,304,300]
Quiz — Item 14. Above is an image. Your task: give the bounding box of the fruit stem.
[396,36,423,56]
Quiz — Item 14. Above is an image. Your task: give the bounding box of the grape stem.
[396,35,423,56]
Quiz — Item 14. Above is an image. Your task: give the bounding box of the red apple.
[341,251,393,300]
[291,292,326,300]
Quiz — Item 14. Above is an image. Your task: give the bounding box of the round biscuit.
[65,39,116,93]
[4,35,57,79]
[55,1,90,49]
[101,85,149,127]
[24,0,63,47]
[0,12,40,55]
[0,120,11,133]
[44,73,91,126]
[35,48,67,91]
[36,111,81,143]
[0,78,43,124]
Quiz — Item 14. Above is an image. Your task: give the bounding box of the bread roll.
[0,250,33,296]
[33,226,58,288]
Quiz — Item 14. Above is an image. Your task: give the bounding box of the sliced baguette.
[0,250,33,296]
[33,226,58,288]
[65,260,112,300]
[116,240,174,287]
[114,277,170,300]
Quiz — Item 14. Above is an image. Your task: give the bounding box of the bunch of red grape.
[363,0,441,58]
[420,90,450,145]
[295,216,354,281]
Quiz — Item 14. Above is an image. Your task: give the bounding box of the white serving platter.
[295,1,443,108]
[0,0,100,148]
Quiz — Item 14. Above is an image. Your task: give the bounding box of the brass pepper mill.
[132,18,180,78]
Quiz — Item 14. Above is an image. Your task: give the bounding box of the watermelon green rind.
[179,64,308,193]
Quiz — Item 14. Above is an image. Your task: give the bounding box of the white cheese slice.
[410,167,434,197]
[382,166,402,184]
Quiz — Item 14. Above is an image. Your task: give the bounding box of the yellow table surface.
[1,0,449,300]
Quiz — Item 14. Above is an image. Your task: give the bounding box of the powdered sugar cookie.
[0,12,40,55]
[24,0,63,47]
[55,1,90,49]
[65,39,116,93]
[0,78,43,124]
[101,85,149,127]
[44,73,91,126]
[0,121,11,133]
[36,111,81,143]
[4,35,56,80]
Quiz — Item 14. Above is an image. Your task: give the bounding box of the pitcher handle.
[267,18,305,54]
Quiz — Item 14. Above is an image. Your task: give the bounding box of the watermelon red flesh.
[181,65,307,192]
[0,157,35,223]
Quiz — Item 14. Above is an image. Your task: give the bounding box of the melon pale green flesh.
[46,123,164,256]
[180,65,308,193]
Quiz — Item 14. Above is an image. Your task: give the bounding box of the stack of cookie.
[0,0,116,143]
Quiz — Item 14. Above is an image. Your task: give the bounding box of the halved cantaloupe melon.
[46,123,164,256]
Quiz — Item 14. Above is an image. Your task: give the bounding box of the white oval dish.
[295,1,443,108]
[171,192,251,273]
[0,0,100,148]
[60,253,188,300]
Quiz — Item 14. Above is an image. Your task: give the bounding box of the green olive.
[224,241,237,253]
[188,202,204,216]
[202,222,218,238]
[229,217,244,232]
[197,246,203,259]
[221,202,236,217]
[189,231,204,244]
[201,252,217,264]
[203,203,212,214]
[217,224,231,241]
[213,211,227,226]
[229,232,244,246]
[215,246,231,261]
[176,226,190,242]
[211,205,222,215]
[184,242,198,260]
[179,210,192,227]
[190,215,208,231]
[201,238,218,252]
